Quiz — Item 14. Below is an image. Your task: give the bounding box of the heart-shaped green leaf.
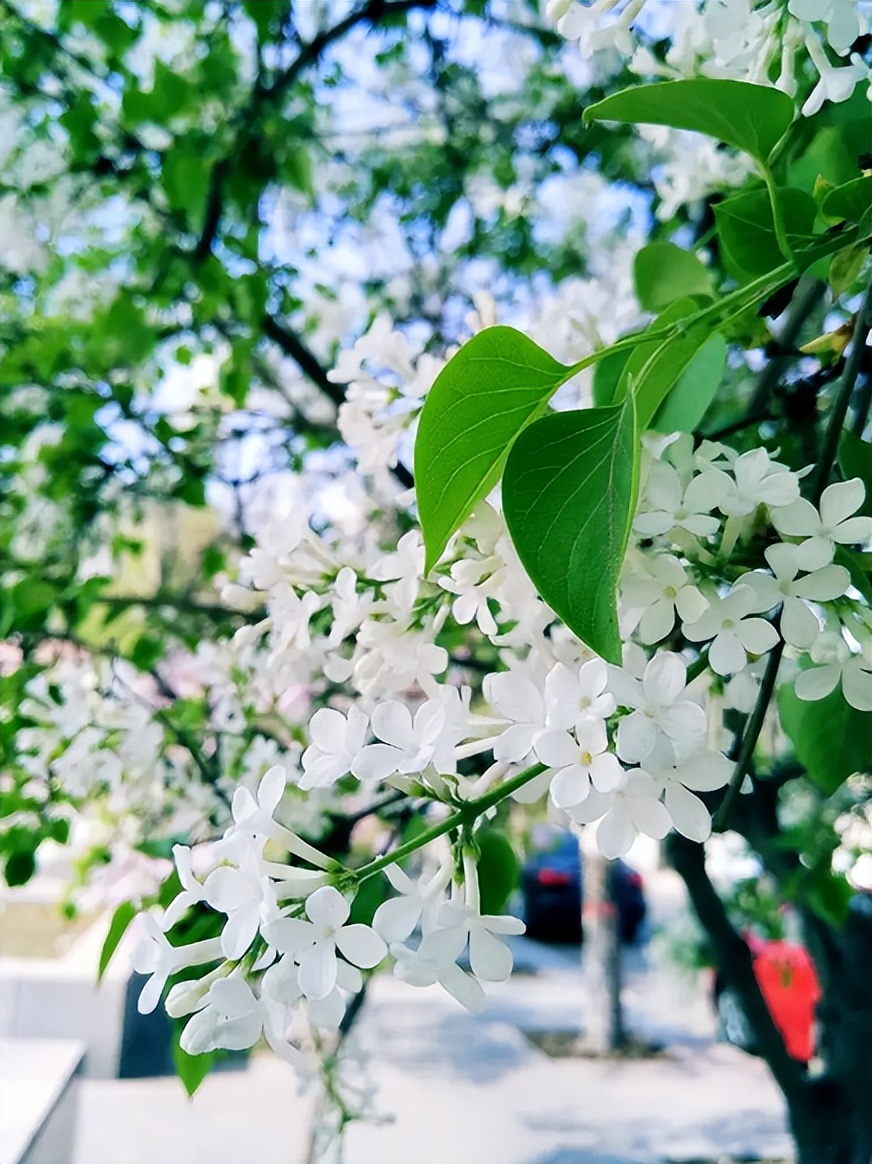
[415,326,573,571]
[633,243,715,312]
[651,333,727,434]
[503,400,638,663]
[584,79,795,165]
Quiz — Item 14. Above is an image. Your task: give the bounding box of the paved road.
[72,925,793,1164]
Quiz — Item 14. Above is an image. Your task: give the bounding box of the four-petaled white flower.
[264,885,386,1001]
[300,707,369,790]
[610,652,707,763]
[131,913,223,1015]
[682,586,779,676]
[416,902,526,984]
[646,742,732,843]
[483,670,548,762]
[353,699,458,781]
[180,976,264,1055]
[535,719,623,809]
[741,544,850,648]
[771,478,872,571]
[570,770,672,859]
[701,448,800,517]
[544,658,616,731]
[203,851,280,961]
[633,461,720,539]
[621,555,708,644]
[794,631,872,712]
[372,862,450,943]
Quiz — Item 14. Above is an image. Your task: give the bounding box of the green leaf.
[778,680,871,794]
[476,829,520,915]
[838,432,872,517]
[834,548,871,604]
[715,187,817,282]
[820,176,872,225]
[172,1032,215,1098]
[616,298,712,430]
[592,347,632,408]
[828,242,868,297]
[651,332,727,433]
[4,849,36,887]
[349,875,388,928]
[98,901,137,983]
[503,400,638,663]
[162,145,210,227]
[414,326,573,571]
[633,243,715,312]
[584,79,795,165]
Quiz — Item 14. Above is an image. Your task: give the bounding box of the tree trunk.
[667,833,872,1164]
[581,842,624,1053]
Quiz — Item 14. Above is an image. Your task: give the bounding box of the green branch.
[345,763,546,886]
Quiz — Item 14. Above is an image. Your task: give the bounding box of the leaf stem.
[763,166,794,265]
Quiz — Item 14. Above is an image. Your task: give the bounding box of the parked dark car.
[521,830,646,944]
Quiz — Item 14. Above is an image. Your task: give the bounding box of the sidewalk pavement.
[72,927,793,1164]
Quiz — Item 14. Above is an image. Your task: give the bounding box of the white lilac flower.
[570,769,672,858]
[203,852,280,961]
[682,586,779,676]
[741,544,850,649]
[789,0,864,54]
[369,530,425,611]
[262,954,363,1032]
[421,901,526,983]
[390,937,486,1012]
[794,632,872,712]
[372,861,452,943]
[300,707,369,790]
[621,555,708,644]
[646,741,732,843]
[351,618,448,697]
[264,885,386,1001]
[161,842,216,930]
[131,913,223,1015]
[482,670,548,762]
[535,719,624,809]
[328,567,374,646]
[267,582,321,656]
[544,658,616,731]
[801,33,870,115]
[702,448,801,518]
[633,461,720,539]
[180,976,264,1055]
[439,554,505,636]
[352,698,459,781]
[771,478,872,571]
[610,651,707,763]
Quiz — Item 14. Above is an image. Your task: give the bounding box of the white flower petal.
[298,939,338,1001]
[665,784,711,842]
[373,895,423,943]
[306,885,350,929]
[335,923,387,969]
[794,664,840,702]
[737,618,779,657]
[469,927,513,982]
[597,808,636,859]
[820,479,865,528]
[709,630,747,676]
[550,765,590,809]
[589,752,623,794]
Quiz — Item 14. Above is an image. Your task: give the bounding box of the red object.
[536,869,572,887]
[749,939,821,1062]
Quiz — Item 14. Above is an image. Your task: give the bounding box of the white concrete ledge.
[0,1037,85,1164]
